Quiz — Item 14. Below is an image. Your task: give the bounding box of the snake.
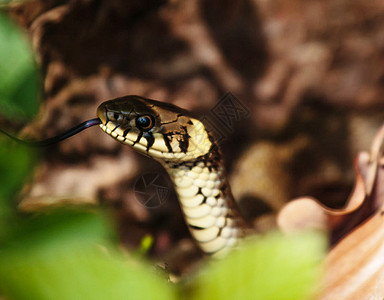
[0,95,247,257]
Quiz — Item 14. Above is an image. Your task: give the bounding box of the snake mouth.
[98,122,188,160]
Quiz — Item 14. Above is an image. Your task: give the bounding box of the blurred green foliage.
[0,12,40,120]
[0,8,325,300]
[0,141,36,240]
[0,210,177,300]
[0,10,39,239]
[189,231,326,300]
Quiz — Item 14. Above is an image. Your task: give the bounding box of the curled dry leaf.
[319,197,384,299]
[278,124,384,244]
[278,124,384,299]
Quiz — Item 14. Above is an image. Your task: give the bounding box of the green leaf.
[0,210,177,300]
[0,139,36,239]
[0,12,40,120]
[189,231,326,300]
[0,141,36,200]
[0,9,40,241]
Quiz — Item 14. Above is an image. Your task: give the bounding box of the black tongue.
[0,118,101,147]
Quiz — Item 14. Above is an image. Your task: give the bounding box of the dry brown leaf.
[318,200,384,299]
[278,124,384,244]
[278,124,384,298]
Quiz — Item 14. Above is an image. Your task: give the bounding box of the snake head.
[97,95,213,162]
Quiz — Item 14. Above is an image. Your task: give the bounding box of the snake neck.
[162,144,247,257]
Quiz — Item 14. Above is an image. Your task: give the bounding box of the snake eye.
[136,115,154,131]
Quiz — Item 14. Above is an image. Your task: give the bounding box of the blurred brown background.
[6,0,384,272]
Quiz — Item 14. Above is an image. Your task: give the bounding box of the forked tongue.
[0,118,101,146]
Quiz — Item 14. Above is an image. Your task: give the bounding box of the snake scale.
[1,95,248,257]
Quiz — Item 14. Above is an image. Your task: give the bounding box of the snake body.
[97,95,246,256]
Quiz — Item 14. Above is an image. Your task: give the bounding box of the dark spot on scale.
[180,126,191,153]
[144,132,154,151]
[123,128,130,137]
[187,120,193,125]
[111,125,120,133]
[217,227,223,236]
[132,131,143,146]
[162,133,173,153]
[178,138,189,153]
[189,224,205,230]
